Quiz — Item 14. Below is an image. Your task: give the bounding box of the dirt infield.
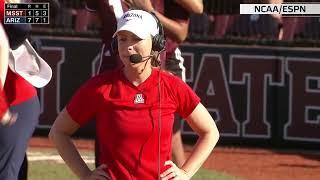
[29,137,320,180]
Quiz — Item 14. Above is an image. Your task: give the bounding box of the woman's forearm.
[181,130,219,178]
[49,132,91,179]
[152,10,189,43]
[175,0,203,14]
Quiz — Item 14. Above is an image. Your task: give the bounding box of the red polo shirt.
[66,68,200,179]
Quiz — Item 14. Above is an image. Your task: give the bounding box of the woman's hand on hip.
[81,164,110,180]
[160,160,190,180]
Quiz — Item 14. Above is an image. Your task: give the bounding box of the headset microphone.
[129,54,153,64]
[129,54,143,63]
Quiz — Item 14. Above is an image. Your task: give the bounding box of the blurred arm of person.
[269,0,283,3]
[0,24,9,87]
[269,0,283,20]
[0,24,17,126]
[126,0,188,43]
[175,0,203,14]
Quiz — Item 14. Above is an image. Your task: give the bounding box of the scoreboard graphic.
[4,3,49,24]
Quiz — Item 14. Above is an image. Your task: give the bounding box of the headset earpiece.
[152,33,166,52]
[150,12,166,52]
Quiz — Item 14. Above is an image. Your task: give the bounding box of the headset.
[111,11,166,55]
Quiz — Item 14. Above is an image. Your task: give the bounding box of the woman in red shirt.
[49,10,219,180]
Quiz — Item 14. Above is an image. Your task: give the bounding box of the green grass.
[29,161,237,180]
[28,148,238,180]
[29,161,78,180]
[193,169,237,180]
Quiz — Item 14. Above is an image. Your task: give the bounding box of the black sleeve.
[4,24,31,50]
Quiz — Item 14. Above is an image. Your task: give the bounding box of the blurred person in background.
[0,0,39,177]
[0,22,17,127]
[0,0,52,179]
[85,0,204,168]
[0,1,12,126]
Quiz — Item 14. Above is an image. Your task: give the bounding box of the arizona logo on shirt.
[134,93,145,104]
